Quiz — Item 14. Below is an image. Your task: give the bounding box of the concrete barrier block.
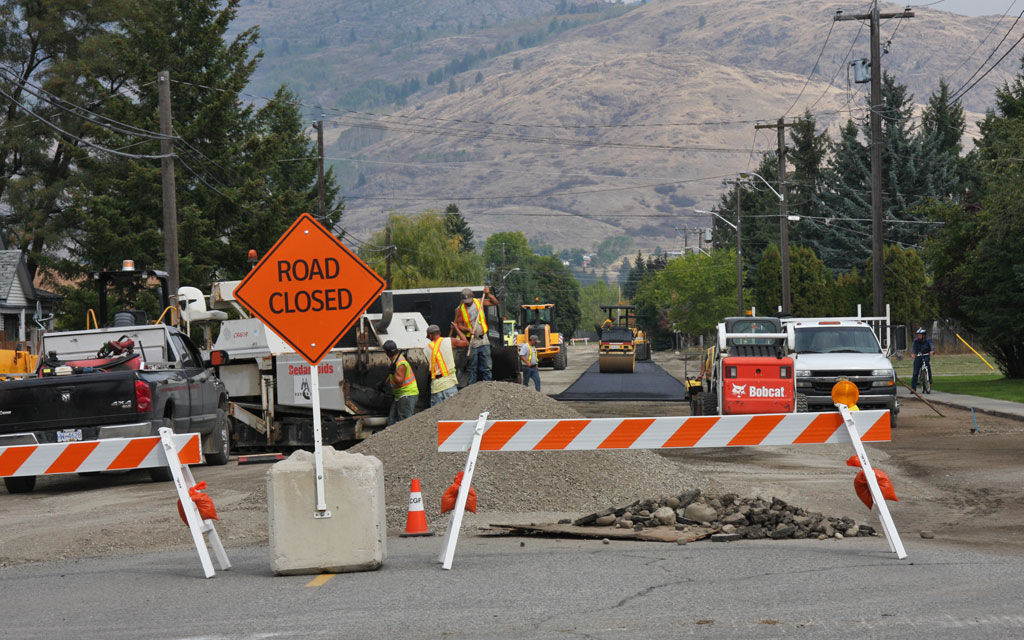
[268,447,387,575]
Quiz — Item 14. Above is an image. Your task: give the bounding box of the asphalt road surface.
[4,536,1024,639]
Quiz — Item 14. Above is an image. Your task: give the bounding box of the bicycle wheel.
[922,363,932,394]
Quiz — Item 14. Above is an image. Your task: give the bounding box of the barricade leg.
[838,406,907,559]
[160,427,232,577]
[438,412,488,571]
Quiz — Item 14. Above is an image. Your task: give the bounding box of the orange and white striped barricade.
[0,427,230,578]
[437,409,903,569]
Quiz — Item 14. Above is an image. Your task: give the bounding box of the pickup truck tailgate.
[0,372,141,439]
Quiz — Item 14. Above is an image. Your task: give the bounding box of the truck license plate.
[56,429,83,443]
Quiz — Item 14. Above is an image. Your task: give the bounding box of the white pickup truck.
[783,318,899,427]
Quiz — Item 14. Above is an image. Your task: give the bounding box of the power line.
[948,0,1017,78]
[0,65,167,141]
[948,7,1024,101]
[344,173,737,203]
[0,85,172,159]
[783,19,837,117]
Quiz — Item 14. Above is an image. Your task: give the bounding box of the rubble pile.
[575,490,875,540]
[349,382,717,531]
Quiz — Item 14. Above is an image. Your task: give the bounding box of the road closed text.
[269,258,351,314]
[269,288,352,314]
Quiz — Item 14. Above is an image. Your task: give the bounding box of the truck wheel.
[890,409,898,429]
[203,409,231,466]
[553,347,568,370]
[149,418,175,483]
[4,476,35,494]
[796,393,808,413]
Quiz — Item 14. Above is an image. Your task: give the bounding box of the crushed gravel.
[350,381,719,531]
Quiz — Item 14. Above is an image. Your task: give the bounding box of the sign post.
[233,213,385,517]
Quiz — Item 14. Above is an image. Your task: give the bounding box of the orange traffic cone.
[400,478,433,537]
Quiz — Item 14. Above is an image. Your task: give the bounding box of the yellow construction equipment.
[0,346,38,379]
[597,305,648,372]
[517,303,567,370]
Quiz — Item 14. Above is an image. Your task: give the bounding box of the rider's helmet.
[916,328,926,335]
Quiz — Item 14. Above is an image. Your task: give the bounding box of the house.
[0,250,57,349]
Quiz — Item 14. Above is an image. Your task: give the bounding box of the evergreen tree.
[443,203,474,253]
[787,112,830,250]
[622,251,647,300]
[752,244,781,314]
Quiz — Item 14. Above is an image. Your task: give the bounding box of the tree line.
[0,1,337,328]
[627,70,1022,376]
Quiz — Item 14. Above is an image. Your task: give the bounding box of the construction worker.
[454,286,499,384]
[520,334,541,391]
[424,323,468,407]
[383,340,418,425]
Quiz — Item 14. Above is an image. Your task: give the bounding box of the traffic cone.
[400,478,433,537]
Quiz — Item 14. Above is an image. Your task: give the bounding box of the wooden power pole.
[384,224,392,288]
[157,71,179,294]
[836,2,914,316]
[754,118,797,314]
[735,180,743,316]
[315,119,325,219]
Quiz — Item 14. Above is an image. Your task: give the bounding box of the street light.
[696,207,743,316]
[741,171,793,314]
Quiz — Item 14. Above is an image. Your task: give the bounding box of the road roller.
[598,326,636,373]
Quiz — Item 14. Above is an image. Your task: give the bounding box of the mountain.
[234,0,1019,258]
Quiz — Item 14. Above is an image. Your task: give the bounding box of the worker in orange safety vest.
[384,340,419,425]
[454,286,499,384]
[424,323,468,407]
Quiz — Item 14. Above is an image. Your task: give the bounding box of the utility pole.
[754,118,797,314]
[315,119,325,218]
[384,224,392,289]
[836,2,914,316]
[735,181,743,316]
[157,71,179,294]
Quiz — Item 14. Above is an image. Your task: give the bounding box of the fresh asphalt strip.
[551,360,688,402]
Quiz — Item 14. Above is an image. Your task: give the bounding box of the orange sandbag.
[441,471,477,514]
[846,455,898,509]
[177,481,219,524]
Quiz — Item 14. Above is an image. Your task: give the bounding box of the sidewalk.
[898,386,1024,421]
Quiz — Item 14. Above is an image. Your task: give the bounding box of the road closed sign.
[233,212,385,365]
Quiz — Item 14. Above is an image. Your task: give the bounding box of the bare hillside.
[236,0,1017,254]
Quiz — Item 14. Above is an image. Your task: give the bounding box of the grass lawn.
[892,353,998,377]
[927,375,1024,403]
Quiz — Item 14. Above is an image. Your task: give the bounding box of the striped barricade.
[437,409,903,570]
[0,429,230,579]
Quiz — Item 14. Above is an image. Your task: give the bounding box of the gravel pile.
[575,490,876,540]
[349,381,718,531]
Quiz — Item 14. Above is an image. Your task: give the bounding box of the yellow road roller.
[598,326,636,373]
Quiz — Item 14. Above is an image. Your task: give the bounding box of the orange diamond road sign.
[233,213,385,365]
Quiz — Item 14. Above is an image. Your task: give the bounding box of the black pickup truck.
[0,324,229,493]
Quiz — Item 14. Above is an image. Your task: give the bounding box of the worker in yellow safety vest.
[454,286,499,384]
[519,334,541,391]
[424,324,468,407]
[383,340,418,425]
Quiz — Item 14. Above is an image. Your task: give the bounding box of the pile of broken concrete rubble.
[574,490,876,541]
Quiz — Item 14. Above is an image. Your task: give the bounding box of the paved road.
[4,536,1024,639]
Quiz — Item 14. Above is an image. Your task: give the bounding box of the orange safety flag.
[177,480,219,524]
[441,470,477,514]
[846,455,898,510]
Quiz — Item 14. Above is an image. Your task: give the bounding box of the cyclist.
[911,328,935,392]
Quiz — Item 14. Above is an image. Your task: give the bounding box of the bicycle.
[918,355,932,394]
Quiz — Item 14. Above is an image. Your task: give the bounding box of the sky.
[936,0,1019,17]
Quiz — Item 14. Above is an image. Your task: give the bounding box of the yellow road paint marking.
[306,573,337,587]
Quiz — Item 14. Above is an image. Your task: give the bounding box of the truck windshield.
[795,327,881,354]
